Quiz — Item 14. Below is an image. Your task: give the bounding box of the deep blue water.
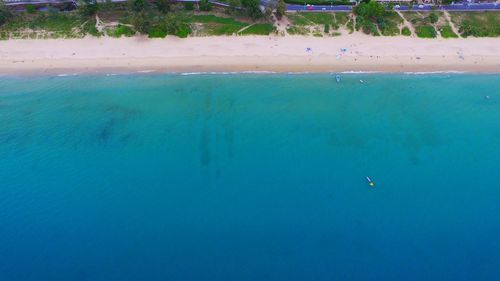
[0,74,499,281]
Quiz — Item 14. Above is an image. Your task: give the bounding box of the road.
[287,3,500,12]
[4,0,500,13]
[287,4,352,11]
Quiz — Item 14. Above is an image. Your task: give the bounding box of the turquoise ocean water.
[0,74,499,280]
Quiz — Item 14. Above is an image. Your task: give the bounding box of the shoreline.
[1,35,500,74]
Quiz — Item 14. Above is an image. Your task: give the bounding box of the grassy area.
[355,13,402,36]
[355,16,378,35]
[438,25,458,38]
[333,13,349,29]
[82,18,101,37]
[0,11,86,39]
[286,25,309,35]
[379,11,403,36]
[346,18,354,33]
[287,13,313,26]
[288,12,348,28]
[401,26,411,36]
[300,13,335,25]
[402,12,438,38]
[108,24,136,37]
[240,23,275,35]
[415,25,436,38]
[190,14,245,25]
[189,14,247,35]
[189,14,276,36]
[286,12,349,35]
[450,12,500,37]
[402,11,429,26]
[148,25,168,38]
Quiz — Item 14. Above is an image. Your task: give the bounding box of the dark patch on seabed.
[199,93,213,167]
[200,123,211,167]
[93,104,140,148]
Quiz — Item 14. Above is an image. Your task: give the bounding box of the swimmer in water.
[485,95,491,100]
[366,176,375,187]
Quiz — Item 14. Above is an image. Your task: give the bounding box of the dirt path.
[275,15,290,35]
[443,11,462,38]
[95,15,105,33]
[237,23,255,34]
[396,11,416,37]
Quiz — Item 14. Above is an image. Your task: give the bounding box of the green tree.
[241,0,261,20]
[199,0,212,11]
[459,20,474,37]
[353,0,385,35]
[0,2,11,26]
[228,0,241,10]
[429,12,438,24]
[401,26,411,36]
[276,0,286,20]
[26,4,37,13]
[183,2,194,10]
[79,0,99,17]
[99,0,114,11]
[354,0,384,20]
[131,11,150,33]
[128,0,150,34]
[156,0,171,13]
[148,14,191,38]
[164,13,191,37]
[129,0,148,12]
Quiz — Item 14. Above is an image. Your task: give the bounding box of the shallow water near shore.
[1,74,499,281]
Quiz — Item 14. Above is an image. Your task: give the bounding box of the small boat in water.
[366,176,375,187]
[335,74,341,83]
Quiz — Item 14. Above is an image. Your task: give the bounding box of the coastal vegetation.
[439,25,458,38]
[402,11,437,38]
[353,1,402,36]
[240,23,275,35]
[1,0,500,39]
[0,9,87,39]
[401,26,411,36]
[401,11,461,38]
[0,2,12,26]
[450,12,500,37]
[286,12,348,36]
[0,0,274,39]
[415,25,436,38]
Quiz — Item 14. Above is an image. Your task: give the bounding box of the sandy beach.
[1,34,500,74]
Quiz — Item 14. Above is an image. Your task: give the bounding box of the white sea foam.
[240,71,276,74]
[180,71,276,76]
[285,72,312,75]
[404,71,467,75]
[180,72,205,76]
[340,71,383,74]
